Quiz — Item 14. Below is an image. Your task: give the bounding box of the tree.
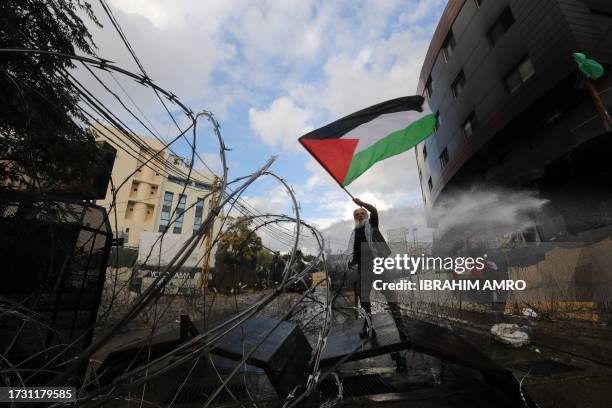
[0,0,105,191]
[256,250,274,271]
[215,217,263,267]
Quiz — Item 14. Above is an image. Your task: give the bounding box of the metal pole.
[341,185,355,200]
[201,176,219,290]
[585,77,612,132]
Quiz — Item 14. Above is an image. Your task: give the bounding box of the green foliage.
[256,250,274,270]
[0,0,105,190]
[215,217,263,267]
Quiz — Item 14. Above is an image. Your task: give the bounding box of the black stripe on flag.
[299,95,425,141]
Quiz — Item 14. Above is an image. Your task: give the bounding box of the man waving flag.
[298,95,436,188]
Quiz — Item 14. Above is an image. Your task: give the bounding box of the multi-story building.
[416,0,612,244]
[414,0,612,318]
[93,125,221,268]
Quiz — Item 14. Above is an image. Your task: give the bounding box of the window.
[487,7,514,46]
[158,192,173,232]
[428,176,433,191]
[462,112,477,138]
[439,148,449,169]
[173,194,186,234]
[451,70,466,99]
[194,181,213,190]
[193,198,204,235]
[424,76,433,101]
[162,192,173,207]
[504,57,535,93]
[434,111,441,131]
[442,31,456,63]
[422,145,428,160]
[168,175,189,186]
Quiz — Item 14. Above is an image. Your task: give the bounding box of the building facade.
[413,0,612,319]
[416,0,612,242]
[93,125,221,268]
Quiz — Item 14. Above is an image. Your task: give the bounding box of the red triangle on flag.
[300,138,359,185]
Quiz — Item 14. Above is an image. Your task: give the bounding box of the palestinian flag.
[298,96,436,187]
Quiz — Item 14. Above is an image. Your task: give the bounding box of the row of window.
[158,192,204,235]
[423,60,533,192]
[421,110,477,195]
[193,198,205,235]
[425,6,526,104]
[158,192,176,232]
[420,4,537,198]
[168,175,214,190]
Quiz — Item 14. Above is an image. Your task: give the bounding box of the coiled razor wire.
[0,47,338,408]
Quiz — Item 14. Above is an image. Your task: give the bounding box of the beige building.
[93,125,221,268]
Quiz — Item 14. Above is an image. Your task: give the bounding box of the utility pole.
[201,176,219,290]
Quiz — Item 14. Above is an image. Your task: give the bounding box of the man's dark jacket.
[349,203,391,266]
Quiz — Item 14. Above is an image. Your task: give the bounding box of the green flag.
[298,96,436,187]
[573,52,604,80]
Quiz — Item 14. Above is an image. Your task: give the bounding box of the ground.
[91,287,612,407]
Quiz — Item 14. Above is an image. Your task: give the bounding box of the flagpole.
[341,185,355,200]
[585,77,612,132]
[573,52,611,132]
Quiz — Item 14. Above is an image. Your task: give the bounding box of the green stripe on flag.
[342,114,436,186]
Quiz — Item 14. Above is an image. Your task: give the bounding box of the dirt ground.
[90,287,612,407]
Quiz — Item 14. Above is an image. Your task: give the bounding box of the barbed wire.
[0,37,337,407]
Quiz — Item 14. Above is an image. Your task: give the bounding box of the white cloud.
[296,145,423,232]
[107,0,241,31]
[196,153,223,175]
[235,183,296,220]
[75,0,445,236]
[320,204,434,253]
[226,1,329,62]
[279,20,434,230]
[399,0,445,24]
[248,97,317,150]
[287,29,429,118]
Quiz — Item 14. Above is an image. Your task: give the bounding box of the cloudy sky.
[82,0,445,251]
